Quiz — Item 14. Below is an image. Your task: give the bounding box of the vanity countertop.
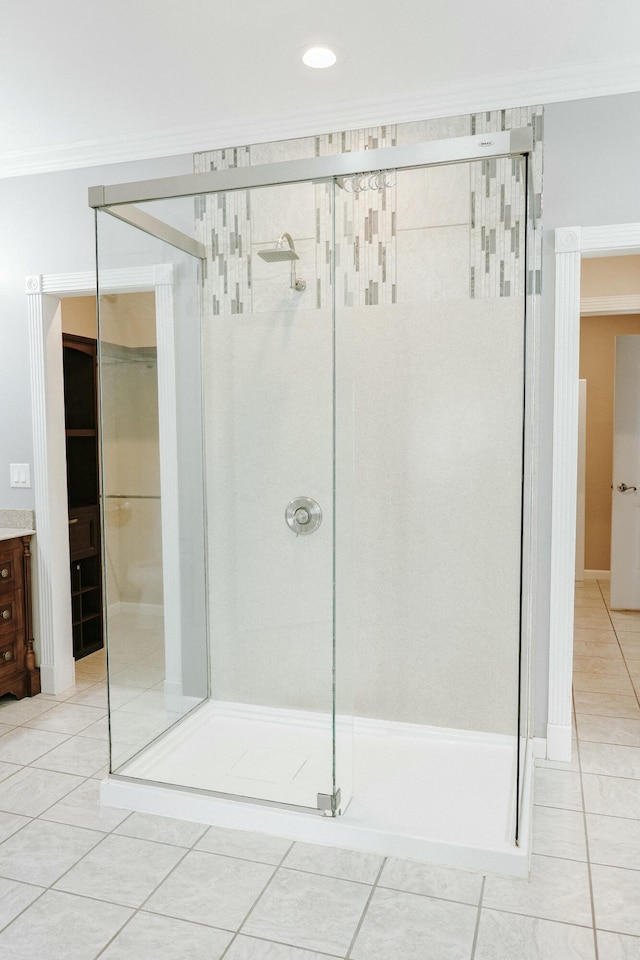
[0,528,35,542]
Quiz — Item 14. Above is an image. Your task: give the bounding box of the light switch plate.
[9,463,31,488]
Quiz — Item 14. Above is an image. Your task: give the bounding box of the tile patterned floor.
[0,581,639,957]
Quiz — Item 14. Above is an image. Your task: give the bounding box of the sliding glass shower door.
[97,178,351,813]
[202,178,347,811]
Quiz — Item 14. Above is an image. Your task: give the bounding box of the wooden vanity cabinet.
[0,535,40,699]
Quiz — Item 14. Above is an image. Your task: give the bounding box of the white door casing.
[575,379,587,581]
[25,266,181,696]
[551,222,640,761]
[610,335,640,610]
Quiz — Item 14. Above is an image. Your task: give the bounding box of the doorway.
[578,319,640,586]
[549,225,640,761]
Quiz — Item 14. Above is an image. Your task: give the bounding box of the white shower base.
[101,701,532,877]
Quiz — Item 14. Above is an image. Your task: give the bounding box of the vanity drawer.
[0,634,21,674]
[0,591,23,637]
[0,541,22,597]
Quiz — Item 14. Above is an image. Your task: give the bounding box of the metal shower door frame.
[90,125,535,831]
[89,128,532,215]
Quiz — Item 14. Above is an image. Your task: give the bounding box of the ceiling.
[1,0,639,177]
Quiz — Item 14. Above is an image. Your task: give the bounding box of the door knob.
[617,482,637,492]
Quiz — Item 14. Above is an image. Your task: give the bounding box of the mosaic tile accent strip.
[469,106,543,298]
[194,107,543,310]
[194,146,251,315]
[313,126,398,308]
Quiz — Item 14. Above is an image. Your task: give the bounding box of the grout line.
[533,800,640,823]
[344,856,386,959]
[92,810,222,958]
[573,685,600,960]
[469,875,486,959]
[222,931,343,959]
[219,840,295,959]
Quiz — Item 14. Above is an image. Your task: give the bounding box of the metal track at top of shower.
[89,129,533,211]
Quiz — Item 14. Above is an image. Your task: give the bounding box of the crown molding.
[580,294,640,316]
[2,55,639,179]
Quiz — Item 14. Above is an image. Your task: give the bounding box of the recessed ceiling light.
[302,46,337,69]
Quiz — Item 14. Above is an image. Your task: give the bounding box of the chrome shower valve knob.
[286,497,322,536]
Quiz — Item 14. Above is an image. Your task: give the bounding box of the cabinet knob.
[2,650,11,661]
[0,568,8,578]
[1,610,10,620]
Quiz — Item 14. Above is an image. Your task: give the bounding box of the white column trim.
[25,276,75,692]
[26,265,176,693]
[550,222,640,760]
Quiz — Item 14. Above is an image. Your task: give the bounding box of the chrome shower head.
[257,232,306,291]
[257,232,299,262]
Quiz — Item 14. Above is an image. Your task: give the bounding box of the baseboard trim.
[532,737,547,760]
[545,723,573,762]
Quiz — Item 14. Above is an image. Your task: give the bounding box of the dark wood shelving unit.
[63,334,104,660]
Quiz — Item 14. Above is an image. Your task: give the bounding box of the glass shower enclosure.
[94,128,534,872]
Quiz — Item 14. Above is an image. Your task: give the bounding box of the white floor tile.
[23,702,105,735]
[0,877,43,932]
[587,813,640,869]
[573,657,629,679]
[30,735,109,776]
[572,673,636,697]
[583,773,640,819]
[0,727,69,765]
[114,811,208,848]
[474,909,595,959]
[379,856,483,904]
[482,855,592,926]
[225,936,335,960]
[0,819,102,885]
[39,778,130,832]
[243,868,372,956]
[577,714,640,747]
[55,833,185,908]
[283,841,384,884]
[0,697,56,725]
[592,864,640,936]
[573,641,622,658]
[533,768,583,811]
[573,691,640,720]
[0,767,85,817]
[99,910,232,960]
[0,762,21,784]
[0,889,131,960]
[350,886,477,960]
[195,825,292,865]
[532,806,587,861]
[579,741,640,779]
[145,849,274,929]
[0,811,29,844]
[598,930,640,959]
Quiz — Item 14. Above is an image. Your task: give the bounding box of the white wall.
[536,91,640,735]
[0,153,192,509]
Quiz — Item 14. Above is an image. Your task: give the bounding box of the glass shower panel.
[202,178,341,810]
[96,209,208,772]
[335,156,526,835]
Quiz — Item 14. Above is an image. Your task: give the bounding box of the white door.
[611,335,640,609]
